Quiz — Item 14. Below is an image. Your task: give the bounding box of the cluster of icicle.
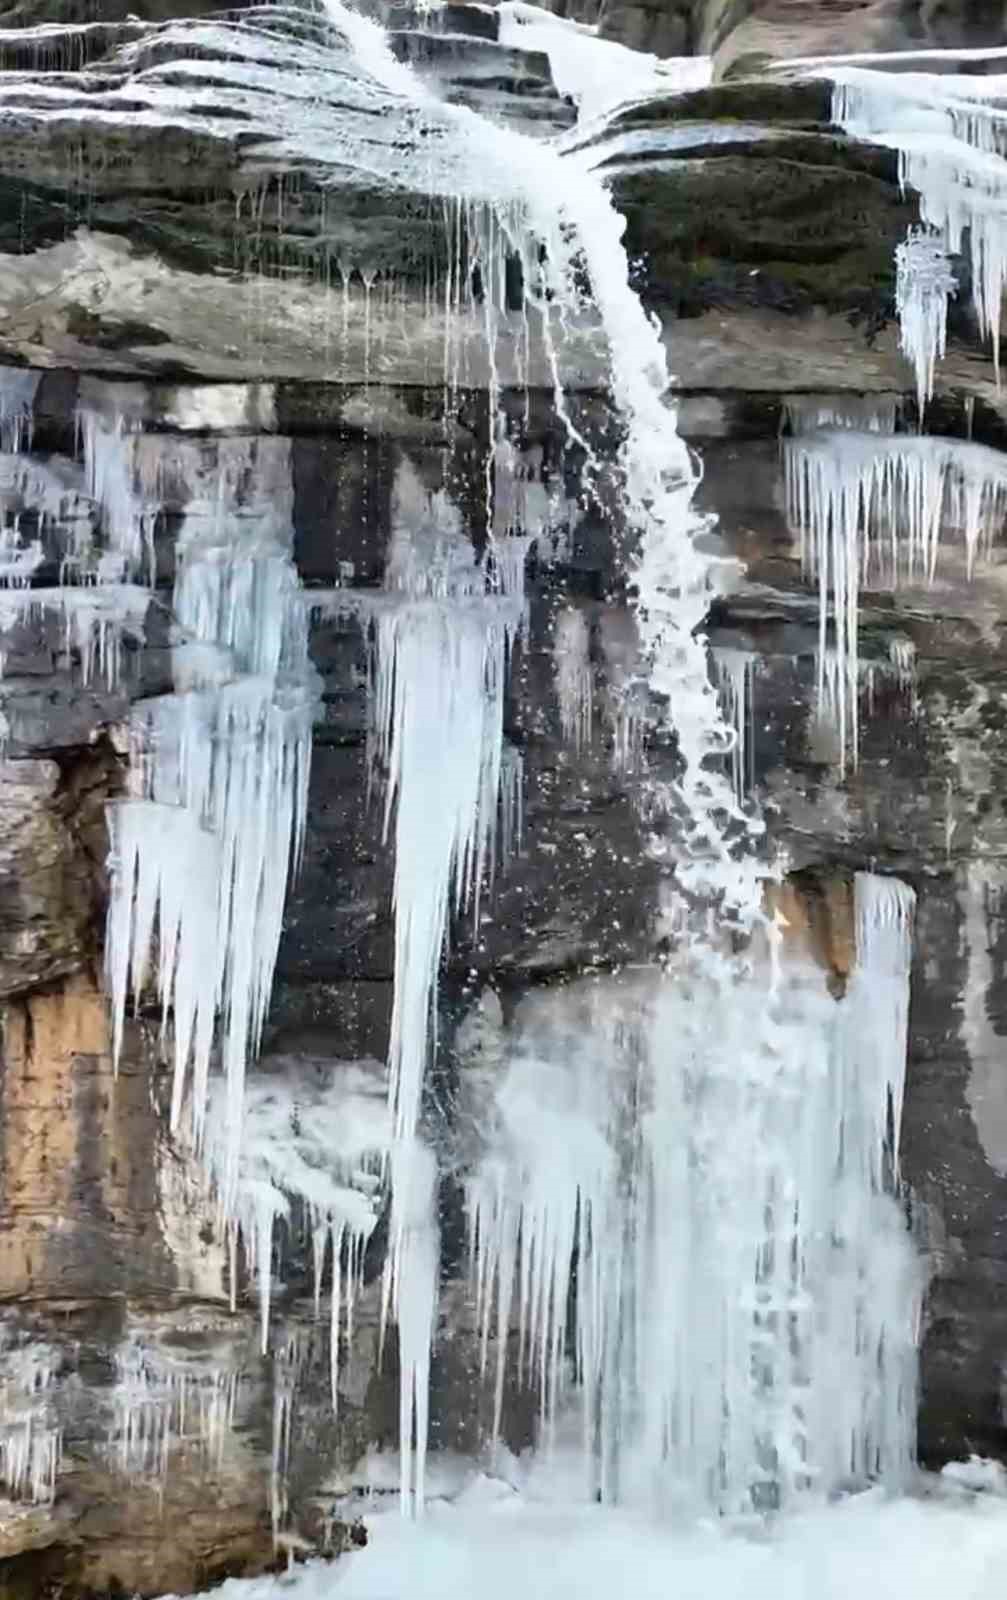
[785,424,1007,770]
[0,1338,61,1506]
[105,437,318,1205]
[826,63,1007,394]
[464,872,920,1512]
[108,1339,241,1484]
[200,1055,390,1399]
[0,373,154,701]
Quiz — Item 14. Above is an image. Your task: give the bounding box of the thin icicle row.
[785,429,1007,770]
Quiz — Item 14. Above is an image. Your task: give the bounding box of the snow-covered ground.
[166,1459,1007,1600]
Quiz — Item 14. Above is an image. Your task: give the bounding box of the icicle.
[370,464,523,1150]
[0,1337,61,1505]
[895,228,957,415]
[711,646,755,804]
[78,405,156,583]
[0,586,150,689]
[382,1138,439,1517]
[553,606,593,751]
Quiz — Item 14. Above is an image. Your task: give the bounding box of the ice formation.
[200,1059,390,1374]
[0,368,39,456]
[353,460,527,1508]
[785,429,1007,768]
[105,439,318,1202]
[498,2,711,128]
[828,64,1007,383]
[553,606,594,751]
[464,872,919,1512]
[0,1338,61,1506]
[784,394,897,435]
[711,647,756,803]
[0,374,163,703]
[108,1340,241,1483]
[815,644,919,764]
[895,228,957,414]
[0,0,917,1533]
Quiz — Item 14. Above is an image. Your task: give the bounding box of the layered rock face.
[0,0,1004,1593]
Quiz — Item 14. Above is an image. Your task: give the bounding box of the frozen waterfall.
[75,0,926,1533]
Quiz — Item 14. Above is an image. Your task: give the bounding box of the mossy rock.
[614,150,916,319]
[606,76,833,133]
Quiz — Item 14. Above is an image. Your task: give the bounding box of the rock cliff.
[0,1,1003,1593]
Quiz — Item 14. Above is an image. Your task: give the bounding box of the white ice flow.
[464,872,919,1514]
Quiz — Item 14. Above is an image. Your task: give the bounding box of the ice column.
[365,464,525,1510]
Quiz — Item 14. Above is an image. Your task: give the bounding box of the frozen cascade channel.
[463,871,919,1512]
[297,0,922,1522]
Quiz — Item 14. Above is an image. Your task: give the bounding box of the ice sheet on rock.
[200,1059,390,1363]
[597,608,646,774]
[463,881,919,1513]
[785,429,1007,769]
[0,367,39,455]
[566,121,791,175]
[498,2,710,128]
[553,606,593,751]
